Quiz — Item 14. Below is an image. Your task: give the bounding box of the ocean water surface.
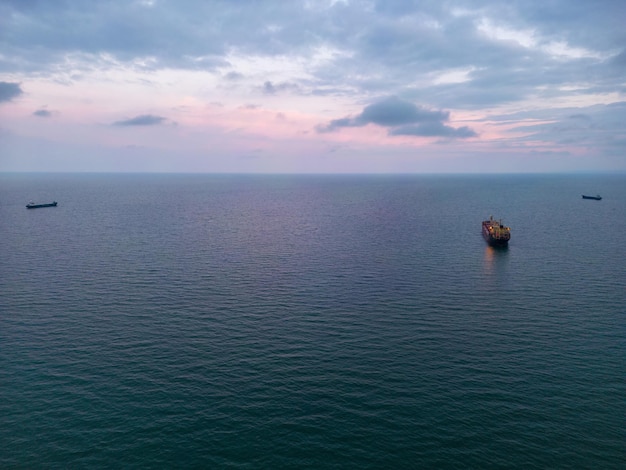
[1,173,624,468]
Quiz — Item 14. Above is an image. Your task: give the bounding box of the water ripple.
[1,173,624,468]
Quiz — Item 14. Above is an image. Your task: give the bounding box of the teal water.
[1,173,624,468]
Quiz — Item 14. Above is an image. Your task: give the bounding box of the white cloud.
[477,18,537,49]
[542,41,605,60]
[431,68,476,85]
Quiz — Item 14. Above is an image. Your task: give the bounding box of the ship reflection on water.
[483,244,509,276]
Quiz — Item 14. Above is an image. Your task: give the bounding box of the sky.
[1,0,625,173]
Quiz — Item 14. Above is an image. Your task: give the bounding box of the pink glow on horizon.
[2,74,619,174]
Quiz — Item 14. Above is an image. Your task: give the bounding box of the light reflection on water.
[483,244,509,274]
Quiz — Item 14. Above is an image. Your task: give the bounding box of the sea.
[1,173,624,469]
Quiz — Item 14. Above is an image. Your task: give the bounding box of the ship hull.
[482,229,509,247]
[26,202,57,209]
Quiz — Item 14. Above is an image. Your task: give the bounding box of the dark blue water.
[1,173,624,468]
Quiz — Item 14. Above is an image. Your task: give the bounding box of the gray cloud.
[569,113,592,121]
[263,81,278,94]
[113,114,166,127]
[322,97,447,130]
[360,97,449,126]
[33,109,52,117]
[1,0,623,120]
[2,1,622,96]
[492,101,626,154]
[319,97,476,138]
[0,82,23,102]
[391,123,477,138]
[224,71,244,81]
[263,81,300,95]
[612,50,626,67]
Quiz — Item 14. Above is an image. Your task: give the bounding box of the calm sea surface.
[1,173,624,468]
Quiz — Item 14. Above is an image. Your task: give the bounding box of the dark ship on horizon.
[26,201,58,209]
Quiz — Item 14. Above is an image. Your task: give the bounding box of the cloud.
[318,97,476,138]
[0,82,23,102]
[33,109,53,117]
[569,113,591,121]
[494,101,626,154]
[1,1,623,110]
[321,97,447,130]
[263,81,300,95]
[224,71,244,81]
[391,123,477,138]
[263,81,278,94]
[612,50,626,67]
[360,97,449,126]
[113,114,166,126]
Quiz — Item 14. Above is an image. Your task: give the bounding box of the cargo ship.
[482,216,510,247]
[26,201,58,209]
[582,194,602,200]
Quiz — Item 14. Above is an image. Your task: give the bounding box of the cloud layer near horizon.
[0,0,625,172]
